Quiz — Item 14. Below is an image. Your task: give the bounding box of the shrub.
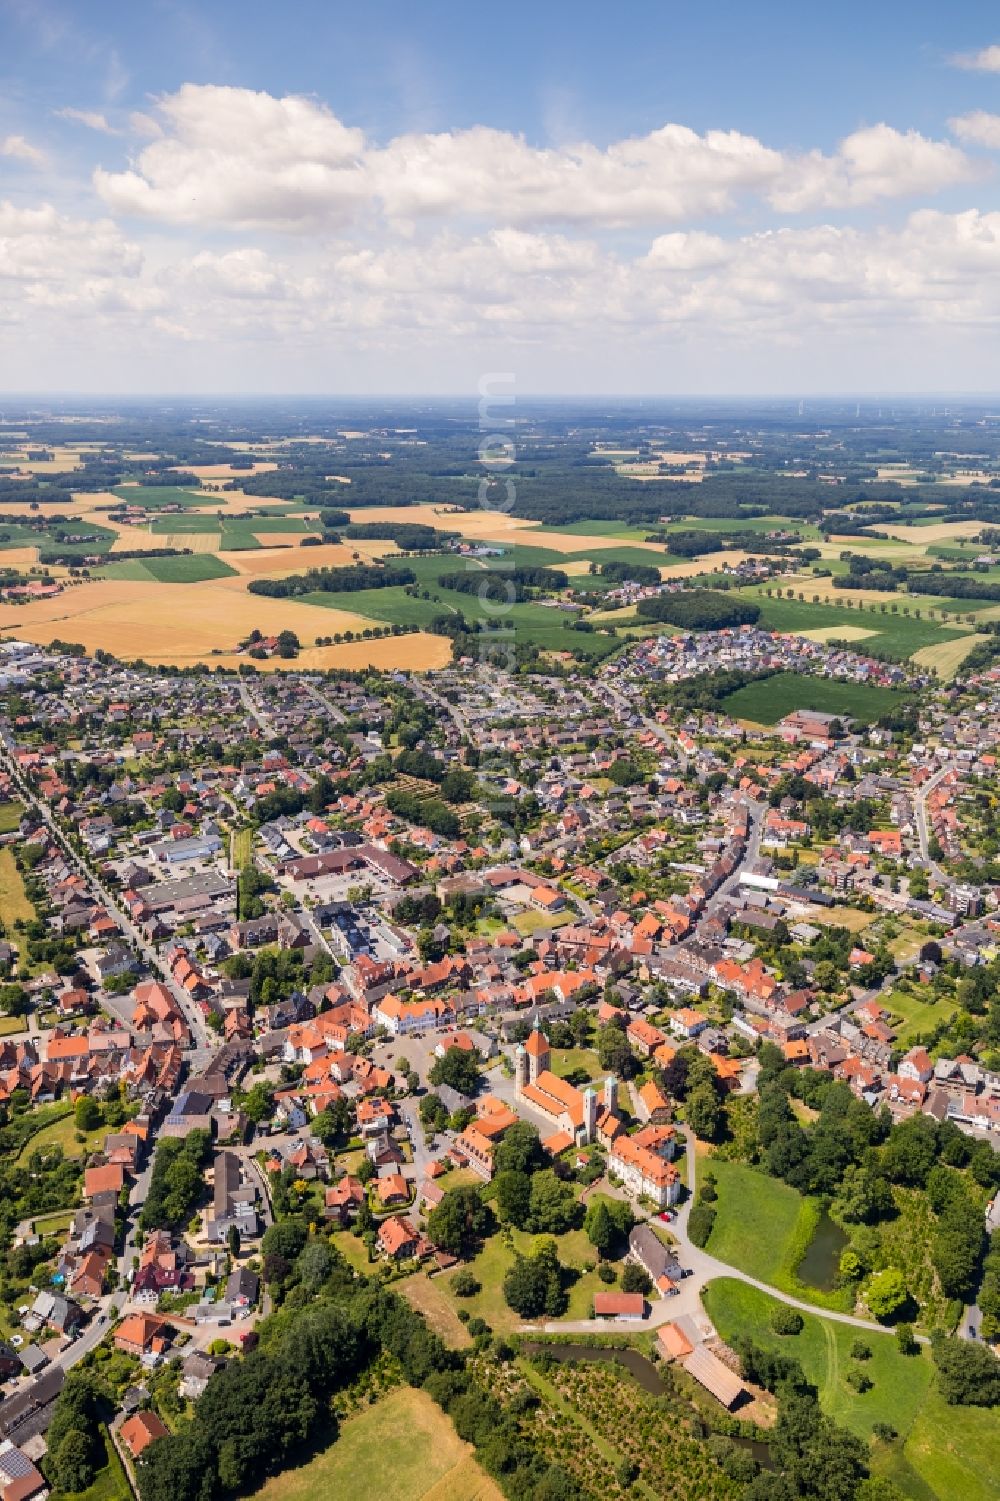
[451,1269,480,1298]
[687,1204,717,1248]
[770,1304,804,1336]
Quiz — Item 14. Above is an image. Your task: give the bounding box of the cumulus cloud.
[56,107,120,134]
[1,134,47,167]
[950,44,1000,72]
[91,85,971,233]
[950,111,1000,149]
[0,200,141,287]
[770,125,975,211]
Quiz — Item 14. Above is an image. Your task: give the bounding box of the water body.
[796,1211,849,1292]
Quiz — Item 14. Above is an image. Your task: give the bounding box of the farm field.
[111,485,211,509]
[102,555,238,583]
[250,1386,502,1501]
[0,576,397,665]
[743,593,965,660]
[721,672,912,726]
[0,848,34,925]
[911,635,982,679]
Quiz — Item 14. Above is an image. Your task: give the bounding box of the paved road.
[238,678,272,735]
[536,1136,926,1341]
[300,680,346,725]
[913,762,952,889]
[0,731,212,1052]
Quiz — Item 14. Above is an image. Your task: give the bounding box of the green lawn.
[704,1278,1000,1501]
[0,1015,27,1036]
[230,828,253,870]
[704,1279,932,1439]
[17,1106,106,1162]
[721,671,913,726]
[884,987,958,1047]
[903,1384,1000,1501]
[436,1224,603,1332]
[250,1386,500,1501]
[701,1157,838,1300]
[0,800,24,833]
[550,1047,605,1083]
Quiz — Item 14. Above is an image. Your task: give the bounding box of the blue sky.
[2,1,1000,393]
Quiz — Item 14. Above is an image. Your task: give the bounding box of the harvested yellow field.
[252,531,321,548]
[0,578,375,664]
[589,603,638,622]
[212,633,451,673]
[786,575,922,610]
[0,546,41,568]
[341,504,674,556]
[880,521,985,544]
[797,625,876,643]
[174,462,278,479]
[217,542,395,576]
[561,559,595,576]
[658,549,751,579]
[347,504,524,535]
[911,634,981,679]
[150,532,223,554]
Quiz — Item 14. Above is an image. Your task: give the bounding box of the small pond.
[796,1211,849,1292]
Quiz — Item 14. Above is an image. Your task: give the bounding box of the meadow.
[721,672,912,726]
[250,1387,501,1501]
[704,1279,998,1501]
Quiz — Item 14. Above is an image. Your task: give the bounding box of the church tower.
[523,1016,550,1085]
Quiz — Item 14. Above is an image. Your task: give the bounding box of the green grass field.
[112,485,210,509]
[17,1106,107,1162]
[883,987,958,1047]
[250,1386,501,1501]
[304,586,452,628]
[704,1279,932,1439]
[101,554,237,583]
[704,1279,998,1501]
[0,800,24,833]
[435,1223,606,1331]
[702,1158,819,1290]
[0,848,34,926]
[744,592,967,660]
[149,512,224,532]
[721,672,912,726]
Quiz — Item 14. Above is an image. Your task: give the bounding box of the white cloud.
[1,134,47,167]
[770,125,975,211]
[56,107,120,135]
[0,200,141,287]
[950,111,1000,149]
[950,44,1000,72]
[95,84,367,228]
[92,85,971,234]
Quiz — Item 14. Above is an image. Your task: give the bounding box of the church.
[514,1019,612,1148]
